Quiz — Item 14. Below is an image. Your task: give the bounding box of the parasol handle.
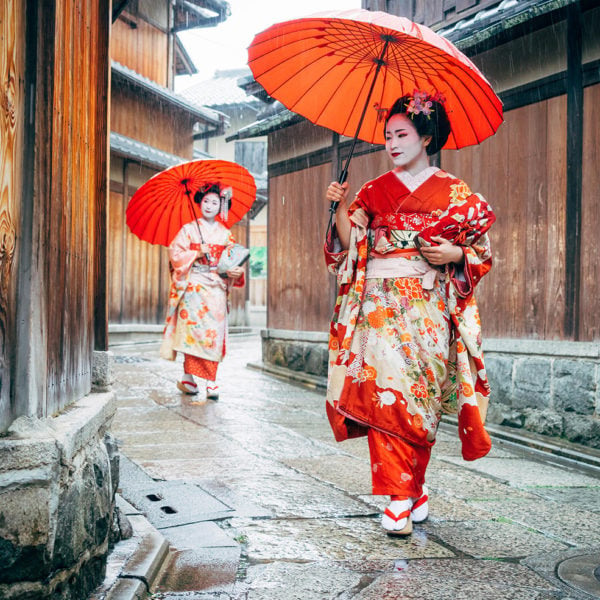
[326,38,390,236]
[184,184,211,264]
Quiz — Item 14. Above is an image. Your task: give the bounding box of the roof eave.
[173,0,231,32]
[111,61,229,135]
[440,0,575,54]
[225,111,303,141]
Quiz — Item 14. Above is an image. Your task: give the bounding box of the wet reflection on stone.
[230,516,453,563]
[110,336,595,598]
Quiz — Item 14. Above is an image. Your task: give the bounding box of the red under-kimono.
[324,168,495,497]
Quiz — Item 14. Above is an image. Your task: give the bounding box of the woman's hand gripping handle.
[326,181,351,251]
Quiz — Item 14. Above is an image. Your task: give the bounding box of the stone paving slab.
[441,456,600,488]
[243,561,367,599]
[527,486,600,514]
[215,419,346,460]
[191,478,273,519]
[122,440,253,462]
[354,558,561,600]
[422,519,569,559]
[282,454,372,495]
[217,468,377,519]
[426,458,537,500]
[230,516,454,562]
[469,497,600,547]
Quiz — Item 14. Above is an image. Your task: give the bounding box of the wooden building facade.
[239,0,600,446]
[0,0,110,427]
[108,0,249,329]
[0,2,123,598]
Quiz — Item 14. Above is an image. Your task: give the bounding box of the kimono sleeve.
[169,225,198,282]
[418,188,495,300]
[324,185,370,275]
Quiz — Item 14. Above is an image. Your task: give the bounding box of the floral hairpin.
[405,90,446,119]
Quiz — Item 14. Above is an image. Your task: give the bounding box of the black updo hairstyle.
[193,182,221,204]
[384,94,451,155]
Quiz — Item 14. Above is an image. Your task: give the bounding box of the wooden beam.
[93,0,111,351]
[564,1,583,340]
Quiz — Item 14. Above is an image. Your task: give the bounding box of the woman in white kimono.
[161,183,244,400]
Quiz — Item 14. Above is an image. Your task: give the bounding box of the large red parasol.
[248,9,503,182]
[126,160,256,247]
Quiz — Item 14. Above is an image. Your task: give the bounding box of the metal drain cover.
[122,481,235,529]
[557,553,600,597]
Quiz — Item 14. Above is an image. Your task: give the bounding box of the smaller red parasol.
[126,160,256,247]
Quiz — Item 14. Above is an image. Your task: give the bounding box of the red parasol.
[126,160,256,247]
[248,9,503,183]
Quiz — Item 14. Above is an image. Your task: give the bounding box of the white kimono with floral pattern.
[160,219,242,363]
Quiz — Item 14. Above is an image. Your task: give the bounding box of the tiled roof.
[110,131,212,170]
[439,0,573,50]
[173,0,231,32]
[226,103,301,141]
[178,68,263,108]
[111,61,228,127]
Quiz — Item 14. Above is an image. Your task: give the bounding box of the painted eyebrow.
[385,128,409,135]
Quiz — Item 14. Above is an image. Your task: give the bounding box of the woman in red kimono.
[324,92,495,536]
[161,184,245,401]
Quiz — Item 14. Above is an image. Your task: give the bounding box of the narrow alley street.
[103,333,600,600]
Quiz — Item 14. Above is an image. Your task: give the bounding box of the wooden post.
[93,0,111,351]
[564,1,583,340]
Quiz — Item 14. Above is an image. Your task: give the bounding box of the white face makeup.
[384,113,430,173]
[200,192,220,221]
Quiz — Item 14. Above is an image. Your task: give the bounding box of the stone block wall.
[261,330,329,380]
[484,340,600,447]
[261,330,600,448]
[0,392,118,599]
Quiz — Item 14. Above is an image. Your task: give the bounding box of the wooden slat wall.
[267,94,577,342]
[442,96,568,340]
[228,219,248,324]
[108,173,171,324]
[111,88,196,156]
[0,0,25,430]
[580,83,600,340]
[268,164,337,331]
[111,16,168,85]
[40,0,107,414]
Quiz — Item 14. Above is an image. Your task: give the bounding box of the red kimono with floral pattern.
[324,169,495,463]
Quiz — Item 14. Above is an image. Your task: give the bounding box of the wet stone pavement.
[108,333,600,600]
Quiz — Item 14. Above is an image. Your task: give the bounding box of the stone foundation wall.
[261,329,600,448]
[0,392,118,599]
[483,339,600,447]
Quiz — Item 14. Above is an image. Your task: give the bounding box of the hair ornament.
[220,186,232,222]
[405,90,446,119]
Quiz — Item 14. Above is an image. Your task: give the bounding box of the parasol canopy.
[126,159,256,247]
[248,9,503,155]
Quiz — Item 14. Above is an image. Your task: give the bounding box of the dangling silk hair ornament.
[220,186,232,223]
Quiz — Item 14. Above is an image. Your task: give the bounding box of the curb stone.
[101,497,170,600]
